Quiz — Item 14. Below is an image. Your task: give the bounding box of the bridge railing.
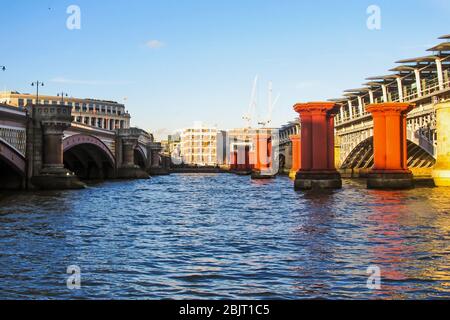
[407,126,436,157]
[403,86,419,102]
[422,76,441,97]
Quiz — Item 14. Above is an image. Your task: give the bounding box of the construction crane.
[243,75,258,129]
[258,81,280,128]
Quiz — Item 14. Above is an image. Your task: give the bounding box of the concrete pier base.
[232,170,252,176]
[251,171,276,180]
[294,171,342,191]
[367,171,414,190]
[289,170,297,180]
[31,167,86,190]
[433,169,450,187]
[433,102,450,187]
[149,167,170,176]
[117,166,149,179]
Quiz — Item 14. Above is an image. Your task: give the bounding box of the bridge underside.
[340,138,435,177]
[64,144,115,180]
[0,140,26,190]
[0,159,24,190]
[134,149,146,169]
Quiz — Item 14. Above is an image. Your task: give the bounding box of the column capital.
[34,104,73,134]
[42,122,71,135]
[366,102,414,115]
[293,102,338,115]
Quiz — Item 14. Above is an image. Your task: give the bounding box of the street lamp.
[31,81,44,106]
[57,92,68,104]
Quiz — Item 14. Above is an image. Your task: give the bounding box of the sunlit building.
[0,91,131,130]
[180,125,219,166]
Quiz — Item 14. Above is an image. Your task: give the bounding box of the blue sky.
[1,0,449,139]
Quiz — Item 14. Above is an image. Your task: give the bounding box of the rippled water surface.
[0,174,450,299]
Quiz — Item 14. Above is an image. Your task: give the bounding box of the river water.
[0,174,449,300]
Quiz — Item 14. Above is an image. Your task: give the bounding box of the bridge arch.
[134,145,147,169]
[63,134,116,180]
[0,138,26,189]
[341,137,436,171]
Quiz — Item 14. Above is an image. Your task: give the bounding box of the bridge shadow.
[64,144,115,180]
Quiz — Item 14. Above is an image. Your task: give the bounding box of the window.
[18,99,24,107]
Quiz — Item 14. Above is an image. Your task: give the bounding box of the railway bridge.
[332,36,450,183]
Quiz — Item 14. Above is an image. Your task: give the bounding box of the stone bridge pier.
[30,105,85,190]
[117,128,150,179]
[433,101,450,186]
[149,144,169,175]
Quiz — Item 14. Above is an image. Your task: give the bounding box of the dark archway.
[63,135,116,180]
[134,147,146,170]
[279,153,286,174]
[0,139,26,190]
[341,137,435,171]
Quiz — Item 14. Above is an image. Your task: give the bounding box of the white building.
[180,124,219,166]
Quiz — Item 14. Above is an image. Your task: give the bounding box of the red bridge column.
[293,102,342,190]
[289,134,301,180]
[366,102,414,189]
[251,132,275,179]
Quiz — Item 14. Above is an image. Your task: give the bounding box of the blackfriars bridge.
[2,35,450,191]
[0,103,169,190]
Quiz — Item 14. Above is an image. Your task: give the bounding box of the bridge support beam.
[293,102,342,190]
[289,134,301,180]
[31,105,85,190]
[149,144,169,175]
[117,129,149,179]
[251,133,275,179]
[366,103,414,189]
[230,145,252,175]
[433,101,450,187]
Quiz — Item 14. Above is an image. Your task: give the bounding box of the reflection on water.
[0,174,449,299]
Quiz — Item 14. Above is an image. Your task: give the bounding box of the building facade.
[0,91,131,131]
[180,126,218,166]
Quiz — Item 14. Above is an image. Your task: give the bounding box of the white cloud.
[146,40,165,49]
[50,77,133,86]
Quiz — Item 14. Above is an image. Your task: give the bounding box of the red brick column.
[289,134,301,179]
[294,102,338,172]
[366,102,414,189]
[253,133,271,171]
[292,102,341,190]
[251,133,275,179]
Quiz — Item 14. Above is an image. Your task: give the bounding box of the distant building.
[227,127,275,164]
[0,91,131,130]
[180,125,219,166]
[168,133,181,154]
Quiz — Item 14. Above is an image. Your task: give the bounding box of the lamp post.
[31,81,44,106]
[57,92,68,104]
